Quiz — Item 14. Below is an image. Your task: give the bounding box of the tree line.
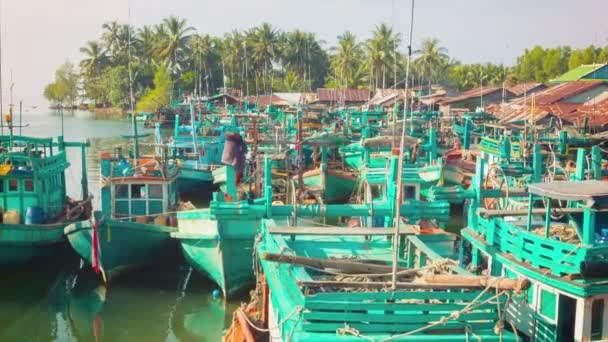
[43,16,608,110]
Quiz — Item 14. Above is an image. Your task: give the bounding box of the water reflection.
[0,110,243,341]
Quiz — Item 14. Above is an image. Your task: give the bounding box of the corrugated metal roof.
[552,64,608,83]
[241,95,289,107]
[368,88,409,106]
[507,82,545,96]
[517,81,604,105]
[316,88,370,103]
[487,81,608,126]
[439,86,508,105]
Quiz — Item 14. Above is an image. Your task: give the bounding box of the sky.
[1,0,607,108]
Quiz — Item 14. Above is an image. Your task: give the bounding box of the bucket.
[25,206,44,225]
[153,215,168,226]
[3,210,20,224]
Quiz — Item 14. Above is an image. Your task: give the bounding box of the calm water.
[0,110,244,341]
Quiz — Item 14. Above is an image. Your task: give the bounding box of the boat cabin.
[0,137,70,223]
[465,180,608,340]
[100,153,179,222]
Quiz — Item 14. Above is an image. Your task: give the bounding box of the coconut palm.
[222,30,245,90]
[79,41,108,77]
[157,16,195,70]
[415,38,449,83]
[248,23,280,93]
[101,21,122,56]
[190,34,216,95]
[330,31,365,88]
[366,23,401,89]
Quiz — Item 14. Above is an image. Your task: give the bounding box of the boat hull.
[64,212,178,279]
[0,223,67,269]
[299,169,357,203]
[173,209,257,298]
[177,167,215,193]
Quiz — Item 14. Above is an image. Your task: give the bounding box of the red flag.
[91,219,101,274]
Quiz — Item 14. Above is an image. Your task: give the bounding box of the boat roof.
[528,180,608,201]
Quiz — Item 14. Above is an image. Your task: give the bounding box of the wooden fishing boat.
[174,155,451,300]
[65,119,182,280]
[461,153,608,341]
[163,107,227,192]
[232,220,524,341]
[0,135,91,269]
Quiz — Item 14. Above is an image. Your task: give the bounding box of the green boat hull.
[299,170,357,203]
[173,209,257,298]
[0,223,68,269]
[64,212,178,279]
[177,168,215,193]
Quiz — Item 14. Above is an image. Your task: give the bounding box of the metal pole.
[391,0,415,289]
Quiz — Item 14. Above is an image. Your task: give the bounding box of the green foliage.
[47,16,608,108]
[100,66,131,107]
[136,65,172,113]
[43,61,79,106]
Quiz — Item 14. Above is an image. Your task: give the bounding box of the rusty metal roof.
[507,82,545,96]
[316,88,370,103]
[438,86,507,104]
[487,82,608,126]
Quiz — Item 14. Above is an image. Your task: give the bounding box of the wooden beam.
[268,226,417,236]
[299,280,491,290]
[423,274,531,292]
[261,252,414,275]
[477,207,589,218]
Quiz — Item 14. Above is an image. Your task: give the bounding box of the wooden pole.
[423,274,531,292]
[261,252,415,275]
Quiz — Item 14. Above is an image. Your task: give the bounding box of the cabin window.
[131,184,146,199]
[0,180,3,193]
[8,179,18,192]
[591,299,604,339]
[148,184,163,199]
[403,185,417,200]
[539,289,556,320]
[24,179,34,192]
[115,185,129,199]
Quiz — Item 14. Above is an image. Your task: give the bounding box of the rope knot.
[493,319,505,335]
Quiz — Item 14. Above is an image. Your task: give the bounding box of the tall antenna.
[391,0,415,289]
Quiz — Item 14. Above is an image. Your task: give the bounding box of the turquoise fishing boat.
[461,150,608,341]
[0,135,91,269]
[65,119,181,280]
[173,155,451,299]
[164,104,227,192]
[249,220,524,341]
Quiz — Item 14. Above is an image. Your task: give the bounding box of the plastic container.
[3,211,20,224]
[25,206,44,225]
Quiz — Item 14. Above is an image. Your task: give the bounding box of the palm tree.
[79,40,107,77]
[222,30,245,90]
[414,38,449,83]
[366,23,401,89]
[190,34,215,95]
[248,23,280,94]
[136,25,156,64]
[101,21,122,56]
[330,31,364,88]
[157,16,195,70]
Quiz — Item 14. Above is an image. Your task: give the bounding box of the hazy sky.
[1,0,607,107]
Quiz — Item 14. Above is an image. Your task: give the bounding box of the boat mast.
[391,0,415,289]
[127,0,139,160]
[0,1,3,136]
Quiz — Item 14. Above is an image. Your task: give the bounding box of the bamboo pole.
[423,274,531,292]
[261,252,414,275]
